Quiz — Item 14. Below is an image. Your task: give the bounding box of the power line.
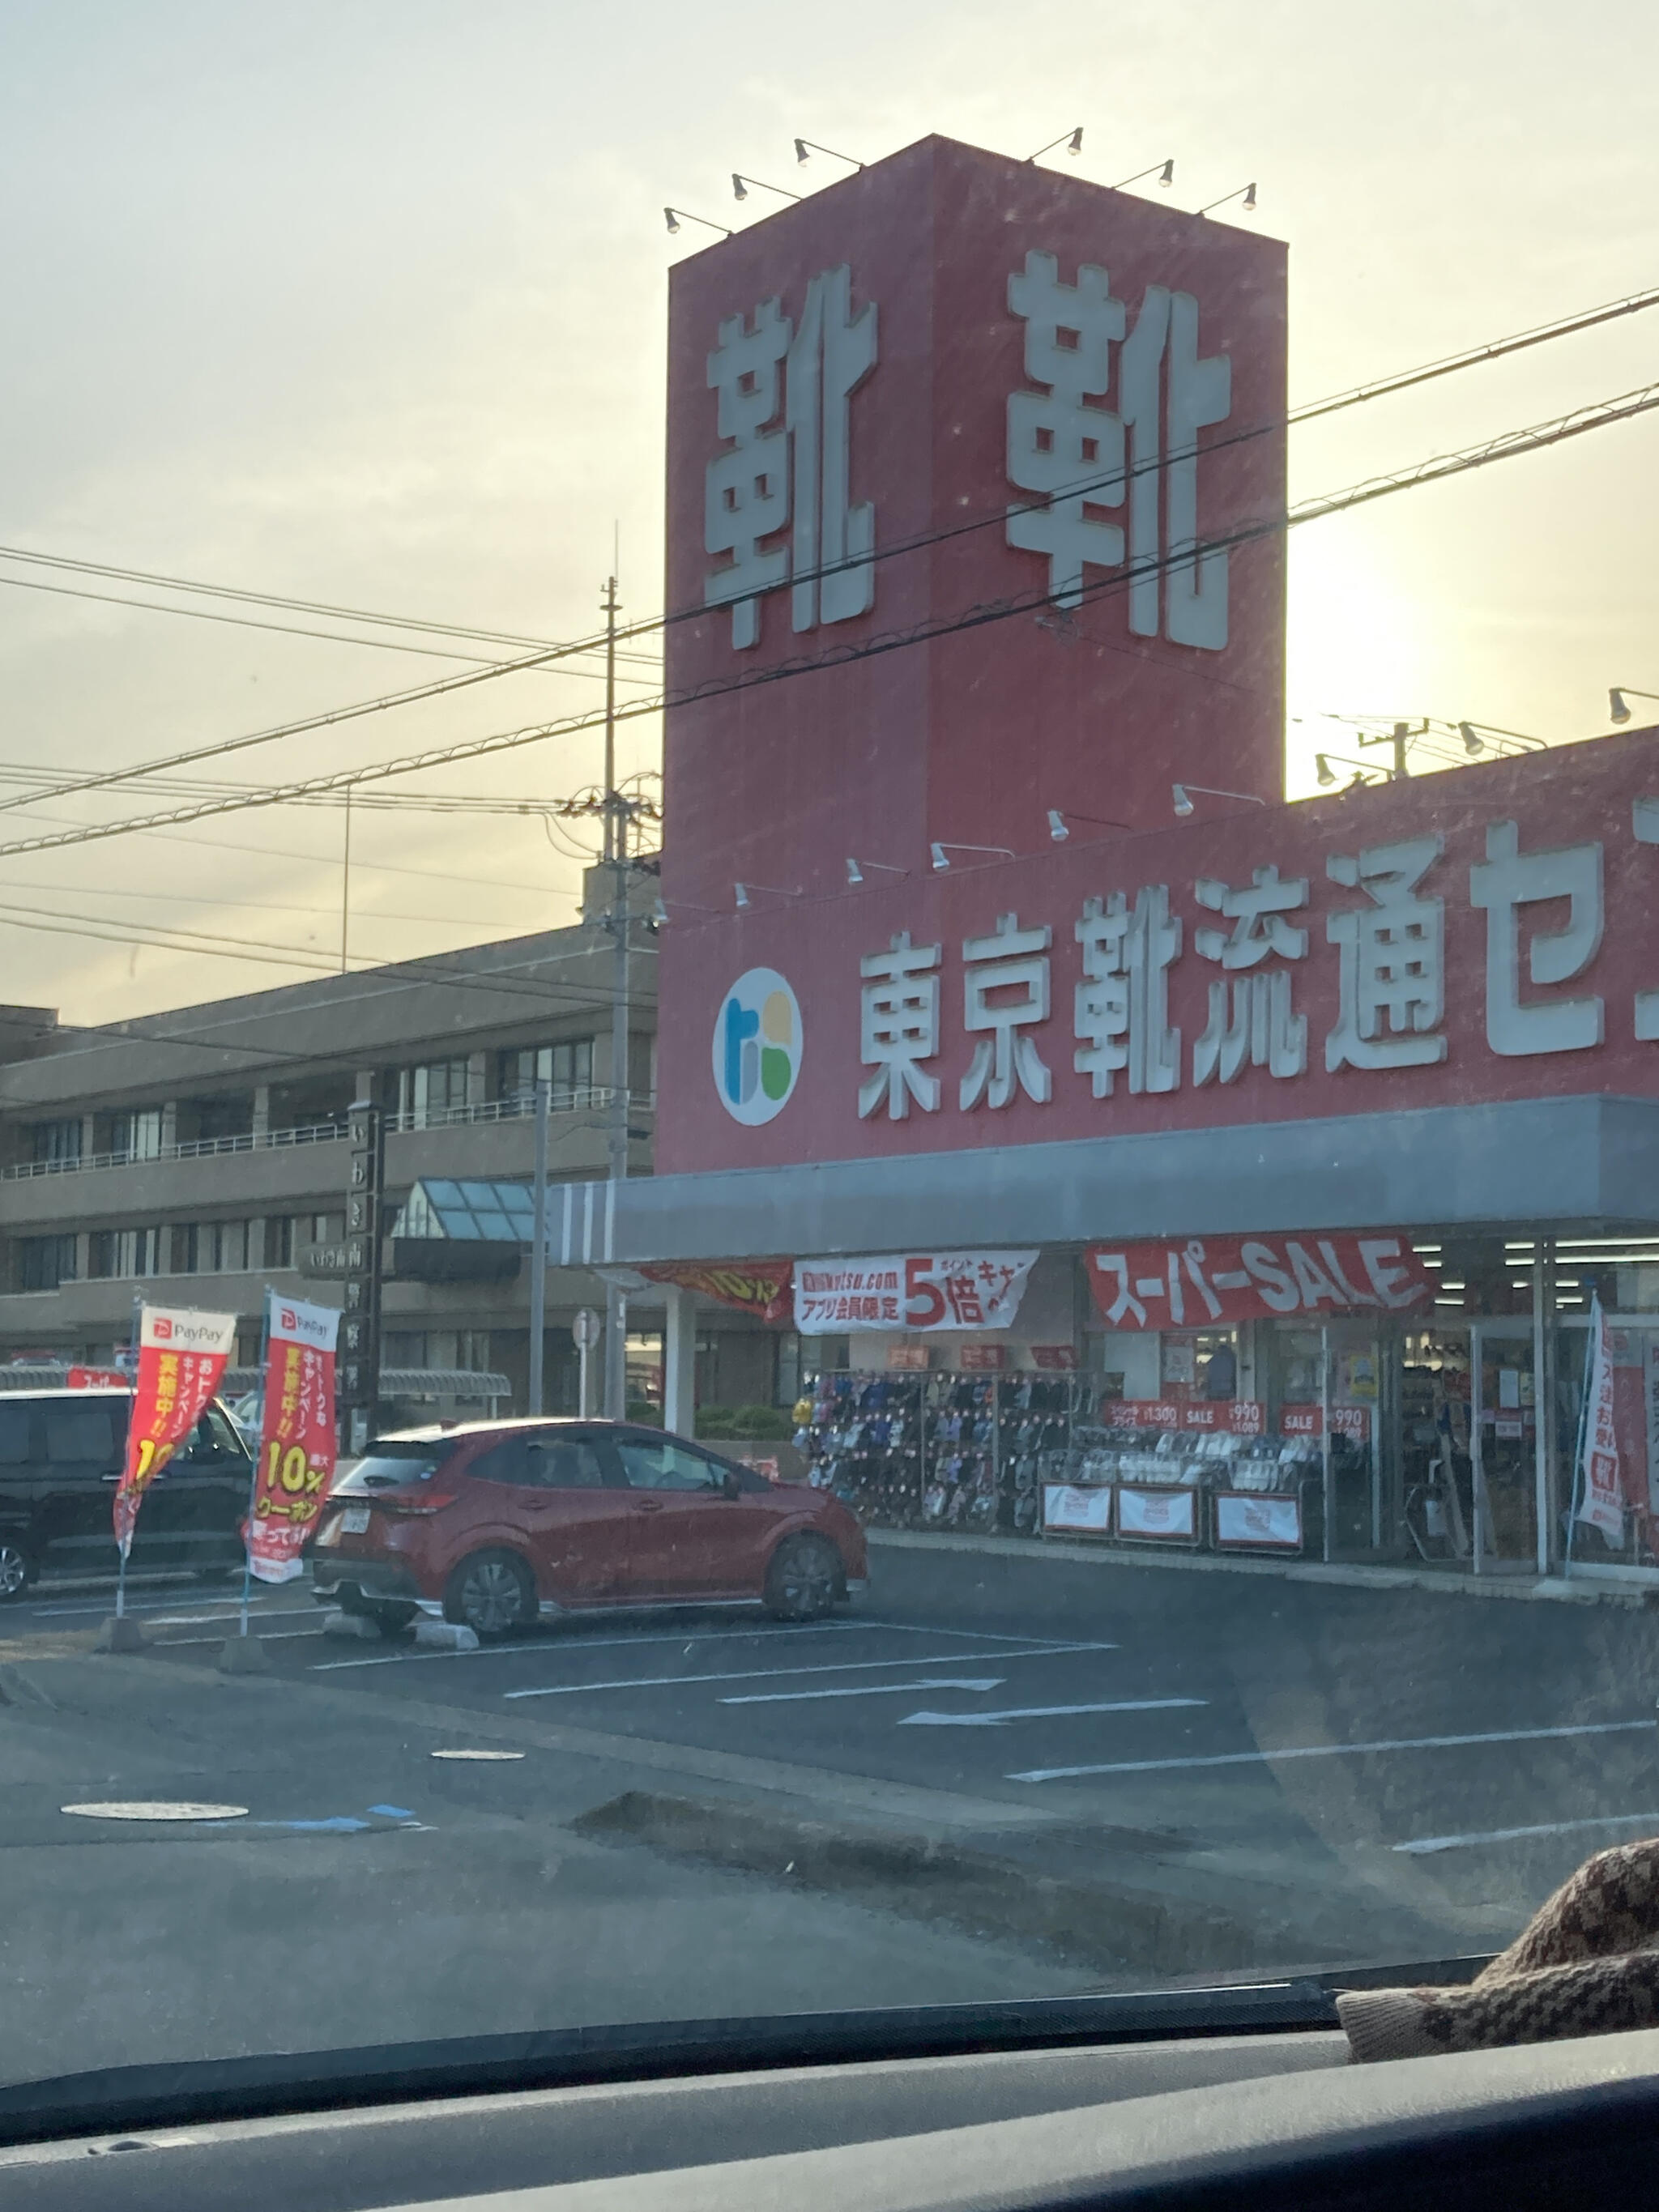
[0,540,665,661]
[10,275,1653,824]
[2,366,1655,867]
[0,568,666,676]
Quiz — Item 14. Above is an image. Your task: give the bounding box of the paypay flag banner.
[793,1251,1037,1334]
[1576,1294,1625,1544]
[113,1304,238,1556]
[246,1295,340,1584]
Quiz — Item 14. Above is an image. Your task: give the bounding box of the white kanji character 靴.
[704,298,791,649]
[1469,819,1604,1056]
[1164,292,1230,650]
[1325,835,1447,1071]
[859,932,941,1121]
[788,265,878,633]
[960,912,1053,1111]
[1192,864,1308,1085]
[1005,256,1230,648]
[1073,887,1182,1096]
[1004,251,1125,607]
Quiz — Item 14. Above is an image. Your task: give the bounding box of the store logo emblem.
[714,968,802,1126]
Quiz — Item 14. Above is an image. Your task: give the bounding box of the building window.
[397,1059,473,1128]
[267,1215,295,1268]
[17,1234,77,1292]
[497,1039,595,1109]
[383,1331,426,1367]
[88,1227,161,1280]
[628,1032,655,1102]
[30,1119,82,1168]
[170,1221,251,1274]
[109,1109,164,1163]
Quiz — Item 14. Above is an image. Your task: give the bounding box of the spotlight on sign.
[1172,783,1195,816]
[847,857,906,885]
[1047,810,1068,842]
[1458,722,1486,755]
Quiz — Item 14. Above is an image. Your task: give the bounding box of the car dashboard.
[2,1989,1657,2211]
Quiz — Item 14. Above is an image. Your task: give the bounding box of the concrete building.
[0,869,791,1423]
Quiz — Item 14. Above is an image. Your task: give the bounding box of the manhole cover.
[429,1750,524,1762]
[62,1801,249,1822]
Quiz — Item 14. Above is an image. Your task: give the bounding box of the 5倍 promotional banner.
[113,1305,239,1555]
[247,1295,340,1583]
[793,1251,1038,1334]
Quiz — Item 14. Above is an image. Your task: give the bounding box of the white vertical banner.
[1576,1294,1625,1543]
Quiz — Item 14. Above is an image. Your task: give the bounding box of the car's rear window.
[335,1443,457,1491]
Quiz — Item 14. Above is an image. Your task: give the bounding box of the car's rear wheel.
[442,1550,535,1639]
[0,1539,34,1603]
[764,1533,841,1622]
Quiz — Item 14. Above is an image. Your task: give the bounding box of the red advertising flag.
[1086,1234,1432,1329]
[113,1305,238,1556]
[247,1295,340,1584]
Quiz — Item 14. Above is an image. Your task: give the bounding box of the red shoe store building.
[588,134,1659,1587]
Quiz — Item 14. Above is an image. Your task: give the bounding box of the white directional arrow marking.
[899,1695,1207,1729]
[723,1677,1005,1707]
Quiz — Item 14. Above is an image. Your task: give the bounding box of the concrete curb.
[867,1528,1650,1607]
[574,1788,1324,1980]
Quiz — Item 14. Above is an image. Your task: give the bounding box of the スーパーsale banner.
[793,1251,1038,1335]
[1086,1233,1432,1329]
[113,1305,238,1555]
[247,1295,340,1583]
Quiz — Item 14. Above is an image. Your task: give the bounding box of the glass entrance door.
[1470,1321,1537,1575]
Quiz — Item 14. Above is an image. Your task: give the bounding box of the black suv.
[0,1389,253,1598]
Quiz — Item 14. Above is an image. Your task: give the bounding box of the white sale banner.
[1042,1485,1112,1532]
[1576,1295,1625,1543]
[793,1251,1038,1334]
[1115,1485,1198,1541]
[1214,1492,1303,1549]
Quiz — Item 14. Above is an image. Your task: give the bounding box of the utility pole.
[340,788,352,972]
[601,573,630,1421]
[527,1076,550,1415]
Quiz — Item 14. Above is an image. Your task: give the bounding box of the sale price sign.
[113,1305,238,1555]
[247,1296,340,1583]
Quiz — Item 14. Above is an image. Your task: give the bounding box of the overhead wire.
[6,273,1654,822]
[2,365,1656,867]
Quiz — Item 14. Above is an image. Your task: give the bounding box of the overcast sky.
[2,0,1657,1025]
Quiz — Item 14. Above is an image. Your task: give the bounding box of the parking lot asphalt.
[3,1538,1658,2085]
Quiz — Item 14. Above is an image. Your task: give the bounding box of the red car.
[309,1419,867,1638]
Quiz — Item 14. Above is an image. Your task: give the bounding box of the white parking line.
[1393,1811,1659,1856]
[858,1620,1120,1649]
[722,1677,1004,1706]
[902,1696,1205,1729]
[1009,1720,1656,1784]
[504,1641,1120,1701]
[309,1619,869,1674]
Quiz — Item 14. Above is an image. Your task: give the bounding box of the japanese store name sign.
[661,137,1286,974]
[113,1305,237,1556]
[656,732,1659,1175]
[794,1251,1037,1335]
[1087,1234,1432,1329]
[247,1296,339,1584]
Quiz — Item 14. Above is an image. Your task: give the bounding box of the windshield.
[2,0,1657,2108]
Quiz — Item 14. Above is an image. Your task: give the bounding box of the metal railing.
[0,1089,658,1180]
[0,1119,349,1183]
[383,1087,655,1134]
